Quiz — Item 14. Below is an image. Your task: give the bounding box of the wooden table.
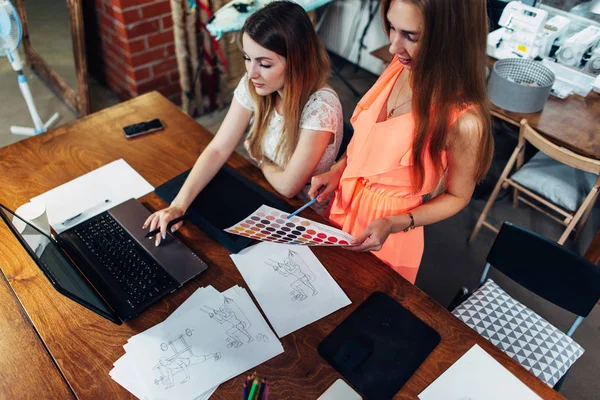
[370,45,600,159]
[0,92,564,399]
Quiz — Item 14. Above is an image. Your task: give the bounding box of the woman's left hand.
[348,217,395,252]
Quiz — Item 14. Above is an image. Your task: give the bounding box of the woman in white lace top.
[144,1,343,245]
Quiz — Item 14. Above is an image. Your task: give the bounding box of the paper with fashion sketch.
[418,344,542,400]
[111,286,221,400]
[31,159,154,233]
[225,205,355,246]
[122,285,283,400]
[231,242,352,337]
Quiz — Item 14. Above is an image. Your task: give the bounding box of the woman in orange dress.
[309,0,494,284]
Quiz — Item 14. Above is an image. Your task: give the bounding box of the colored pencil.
[248,377,260,400]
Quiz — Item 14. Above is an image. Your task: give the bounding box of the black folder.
[318,292,441,399]
[155,164,293,253]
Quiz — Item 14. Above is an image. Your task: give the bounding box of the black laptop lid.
[0,203,120,324]
[155,164,293,253]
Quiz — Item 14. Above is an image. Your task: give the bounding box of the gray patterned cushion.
[512,151,597,212]
[452,279,585,387]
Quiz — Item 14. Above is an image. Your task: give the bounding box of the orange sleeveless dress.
[328,57,469,284]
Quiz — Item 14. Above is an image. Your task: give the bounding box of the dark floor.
[325,54,600,399]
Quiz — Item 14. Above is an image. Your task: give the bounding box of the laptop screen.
[0,203,120,324]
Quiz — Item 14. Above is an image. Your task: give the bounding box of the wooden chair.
[469,119,600,245]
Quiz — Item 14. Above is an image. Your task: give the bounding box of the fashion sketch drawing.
[266,249,318,301]
[153,329,221,389]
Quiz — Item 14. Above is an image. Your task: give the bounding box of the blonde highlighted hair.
[242,1,330,165]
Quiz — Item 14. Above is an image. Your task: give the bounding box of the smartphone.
[123,118,164,138]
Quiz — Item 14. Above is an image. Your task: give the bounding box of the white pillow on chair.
[452,279,584,387]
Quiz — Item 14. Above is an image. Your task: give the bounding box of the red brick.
[105,60,128,80]
[161,15,173,30]
[116,0,155,10]
[98,22,115,40]
[136,75,170,94]
[147,30,174,49]
[151,56,178,76]
[113,8,142,25]
[112,35,146,55]
[131,48,165,67]
[169,70,180,83]
[104,40,132,65]
[103,3,115,19]
[98,12,118,34]
[164,44,175,57]
[103,50,125,70]
[158,83,181,98]
[127,66,152,82]
[127,19,161,39]
[141,1,172,19]
[114,21,129,39]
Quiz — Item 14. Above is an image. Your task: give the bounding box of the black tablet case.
[155,164,293,253]
[318,292,441,400]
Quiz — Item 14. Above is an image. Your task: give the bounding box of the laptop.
[0,199,208,324]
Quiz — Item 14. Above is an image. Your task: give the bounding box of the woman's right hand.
[142,205,186,246]
[308,160,346,203]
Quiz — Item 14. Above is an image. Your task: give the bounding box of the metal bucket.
[488,58,555,113]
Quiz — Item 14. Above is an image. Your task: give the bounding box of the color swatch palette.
[225,205,355,246]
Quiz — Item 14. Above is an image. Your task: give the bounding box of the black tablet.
[155,164,293,253]
[318,292,441,399]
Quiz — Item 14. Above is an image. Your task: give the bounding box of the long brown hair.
[242,1,330,165]
[382,0,493,192]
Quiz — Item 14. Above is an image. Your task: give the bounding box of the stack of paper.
[110,285,283,400]
[231,243,352,337]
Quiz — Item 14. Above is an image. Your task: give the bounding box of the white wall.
[318,0,390,76]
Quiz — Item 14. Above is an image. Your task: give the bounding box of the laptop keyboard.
[73,213,177,307]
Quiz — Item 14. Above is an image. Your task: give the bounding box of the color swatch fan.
[225,205,354,246]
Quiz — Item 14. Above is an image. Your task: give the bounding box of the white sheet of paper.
[231,242,351,337]
[110,355,150,400]
[31,159,154,233]
[125,286,283,400]
[225,205,355,246]
[418,344,542,400]
[111,286,221,400]
[317,379,362,400]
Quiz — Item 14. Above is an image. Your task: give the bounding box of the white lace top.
[234,74,343,213]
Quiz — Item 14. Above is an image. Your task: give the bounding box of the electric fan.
[0,0,59,136]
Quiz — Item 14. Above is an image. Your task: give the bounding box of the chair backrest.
[486,222,600,318]
[520,119,600,176]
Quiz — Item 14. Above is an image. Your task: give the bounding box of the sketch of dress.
[153,329,220,389]
[266,249,318,301]
[202,296,254,348]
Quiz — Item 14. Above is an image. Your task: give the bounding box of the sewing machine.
[487,1,548,59]
[556,25,600,68]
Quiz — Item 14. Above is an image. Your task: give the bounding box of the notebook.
[0,199,208,324]
[155,164,293,253]
[318,292,441,400]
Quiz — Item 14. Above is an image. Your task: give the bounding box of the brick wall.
[94,0,181,103]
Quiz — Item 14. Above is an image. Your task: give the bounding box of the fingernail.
[155,241,159,247]
[162,234,166,240]
[171,227,176,233]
